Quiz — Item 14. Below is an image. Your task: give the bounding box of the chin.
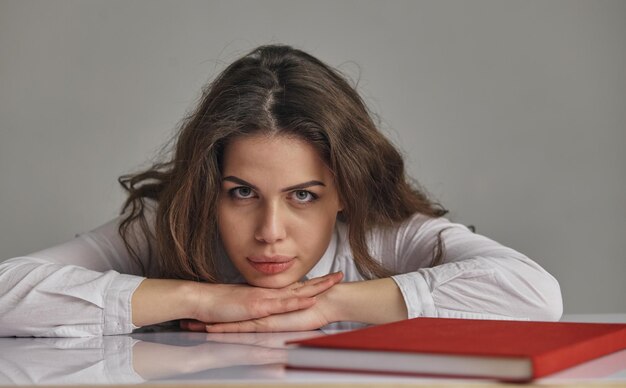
[246,273,299,289]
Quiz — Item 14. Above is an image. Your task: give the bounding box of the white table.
[1,314,624,387]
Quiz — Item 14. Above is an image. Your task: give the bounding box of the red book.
[286,317,626,382]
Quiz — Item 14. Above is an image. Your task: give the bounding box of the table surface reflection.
[1,315,625,386]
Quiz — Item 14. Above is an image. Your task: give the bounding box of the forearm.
[325,278,408,325]
[131,279,197,327]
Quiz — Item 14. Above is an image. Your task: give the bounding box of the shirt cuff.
[103,274,145,335]
[391,271,437,318]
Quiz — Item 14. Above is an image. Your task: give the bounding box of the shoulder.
[334,213,438,253]
[370,213,459,250]
[334,213,455,268]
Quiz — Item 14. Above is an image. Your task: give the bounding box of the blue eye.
[291,190,318,204]
[229,187,255,199]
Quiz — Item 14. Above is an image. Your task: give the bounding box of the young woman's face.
[217,134,343,288]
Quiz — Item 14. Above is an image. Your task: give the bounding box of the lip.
[248,255,295,263]
[247,256,295,275]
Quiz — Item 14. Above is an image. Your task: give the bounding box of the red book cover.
[286,317,626,381]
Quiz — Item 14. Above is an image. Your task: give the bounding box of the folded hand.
[189,272,343,325]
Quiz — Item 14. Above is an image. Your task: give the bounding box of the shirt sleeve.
[0,208,155,337]
[388,215,563,321]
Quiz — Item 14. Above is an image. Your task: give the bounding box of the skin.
[131,133,408,332]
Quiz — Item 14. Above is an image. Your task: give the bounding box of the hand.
[183,276,345,333]
[189,272,344,324]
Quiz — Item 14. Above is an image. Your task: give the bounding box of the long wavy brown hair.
[118,44,448,283]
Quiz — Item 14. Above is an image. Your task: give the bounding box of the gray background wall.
[1,0,624,314]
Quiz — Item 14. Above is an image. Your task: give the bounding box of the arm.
[388,215,563,321]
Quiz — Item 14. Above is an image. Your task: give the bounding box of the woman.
[0,45,562,337]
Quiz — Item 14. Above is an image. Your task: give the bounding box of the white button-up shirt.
[0,205,562,337]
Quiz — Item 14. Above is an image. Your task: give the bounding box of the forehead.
[221,134,333,183]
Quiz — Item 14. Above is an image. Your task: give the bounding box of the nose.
[254,202,287,244]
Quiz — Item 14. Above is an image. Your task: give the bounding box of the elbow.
[491,257,563,322]
[540,279,563,321]
[524,272,563,322]
[503,255,564,321]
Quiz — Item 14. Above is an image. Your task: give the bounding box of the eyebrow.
[223,176,326,192]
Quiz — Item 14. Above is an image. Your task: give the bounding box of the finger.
[290,274,343,298]
[180,319,200,330]
[285,271,343,290]
[290,279,333,297]
[189,320,209,331]
[310,271,344,287]
[284,280,306,290]
[320,271,344,281]
[293,272,343,290]
[180,319,209,332]
[303,271,344,286]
